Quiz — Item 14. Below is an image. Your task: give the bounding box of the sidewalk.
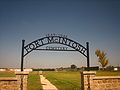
[39,71,58,90]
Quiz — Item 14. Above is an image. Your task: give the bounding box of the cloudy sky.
[0,0,120,68]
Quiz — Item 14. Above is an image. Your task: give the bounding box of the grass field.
[0,71,15,77]
[43,71,81,90]
[96,71,120,76]
[27,71,42,90]
[43,71,120,90]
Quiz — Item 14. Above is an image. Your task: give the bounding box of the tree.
[95,49,109,70]
[106,65,114,71]
[71,64,77,69]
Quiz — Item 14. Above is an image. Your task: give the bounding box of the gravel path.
[39,71,58,90]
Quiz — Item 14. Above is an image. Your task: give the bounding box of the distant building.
[55,68,78,71]
[80,66,99,71]
[14,69,33,71]
[0,69,6,71]
[114,67,118,71]
[0,68,32,72]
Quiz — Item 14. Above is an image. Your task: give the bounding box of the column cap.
[81,71,96,75]
[15,71,29,75]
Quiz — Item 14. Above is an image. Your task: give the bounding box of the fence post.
[21,40,25,71]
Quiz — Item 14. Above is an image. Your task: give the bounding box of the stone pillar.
[15,71,29,90]
[81,71,96,90]
[0,77,18,90]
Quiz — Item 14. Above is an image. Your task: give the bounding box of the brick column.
[81,71,96,90]
[15,71,29,90]
[0,77,18,90]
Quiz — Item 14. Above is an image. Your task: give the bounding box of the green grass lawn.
[43,71,81,90]
[96,71,120,76]
[43,71,120,90]
[27,71,42,90]
[0,71,15,77]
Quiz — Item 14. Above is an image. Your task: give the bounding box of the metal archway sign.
[21,34,90,71]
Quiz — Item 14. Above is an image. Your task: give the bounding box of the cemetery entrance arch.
[21,35,90,71]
